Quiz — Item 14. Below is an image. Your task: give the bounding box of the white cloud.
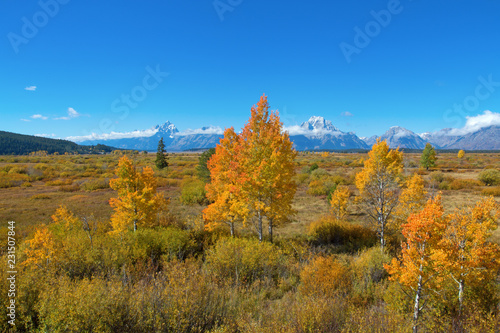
[68,125,225,142]
[25,86,36,91]
[341,111,353,117]
[447,110,500,136]
[20,118,31,122]
[35,133,57,138]
[283,125,343,137]
[30,114,48,120]
[67,127,160,142]
[176,126,224,136]
[68,107,80,118]
[55,107,82,120]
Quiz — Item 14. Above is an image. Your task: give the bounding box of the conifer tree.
[155,137,168,170]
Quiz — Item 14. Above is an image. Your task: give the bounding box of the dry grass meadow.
[2,150,500,332]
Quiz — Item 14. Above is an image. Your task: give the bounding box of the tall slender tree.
[239,95,297,242]
[197,148,216,183]
[155,137,168,170]
[394,173,428,229]
[203,128,248,237]
[355,139,403,251]
[330,185,350,221]
[420,143,437,171]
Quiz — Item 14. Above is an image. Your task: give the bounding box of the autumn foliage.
[356,139,403,250]
[385,195,446,332]
[109,155,168,233]
[386,195,500,331]
[330,185,350,221]
[204,95,297,242]
[4,107,500,333]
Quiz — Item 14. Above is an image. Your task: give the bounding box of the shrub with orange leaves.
[299,255,351,297]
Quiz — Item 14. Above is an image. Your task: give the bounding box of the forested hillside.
[0,131,117,155]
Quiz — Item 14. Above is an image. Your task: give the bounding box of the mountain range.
[73,117,500,151]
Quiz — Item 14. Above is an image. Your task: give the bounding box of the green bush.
[309,163,319,173]
[205,237,290,285]
[449,178,482,190]
[438,181,450,190]
[482,186,500,197]
[430,171,452,184]
[308,217,377,252]
[37,276,131,332]
[351,247,391,304]
[307,175,344,197]
[133,227,196,264]
[59,184,80,192]
[310,168,328,179]
[180,178,208,205]
[80,178,110,191]
[0,178,16,188]
[478,169,500,186]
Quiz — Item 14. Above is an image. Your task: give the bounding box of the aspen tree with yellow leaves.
[394,173,428,229]
[355,139,403,251]
[109,155,168,233]
[24,226,60,270]
[330,185,350,221]
[239,95,297,242]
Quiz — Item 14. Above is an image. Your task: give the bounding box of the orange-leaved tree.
[355,139,403,251]
[239,95,297,242]
[203,127,249,236]
[109,155,168,233]
[385,195,446,333]
[330,185,350,221]
[433,196,500,314]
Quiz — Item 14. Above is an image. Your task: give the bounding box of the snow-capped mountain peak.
[300,116,339,132]
[155,121,179,138]
[386,126,415,139]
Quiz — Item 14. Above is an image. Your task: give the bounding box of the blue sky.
[1,0,500,140]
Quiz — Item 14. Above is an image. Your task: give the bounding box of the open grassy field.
[1,151,498,238]
[1,150,500,332]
